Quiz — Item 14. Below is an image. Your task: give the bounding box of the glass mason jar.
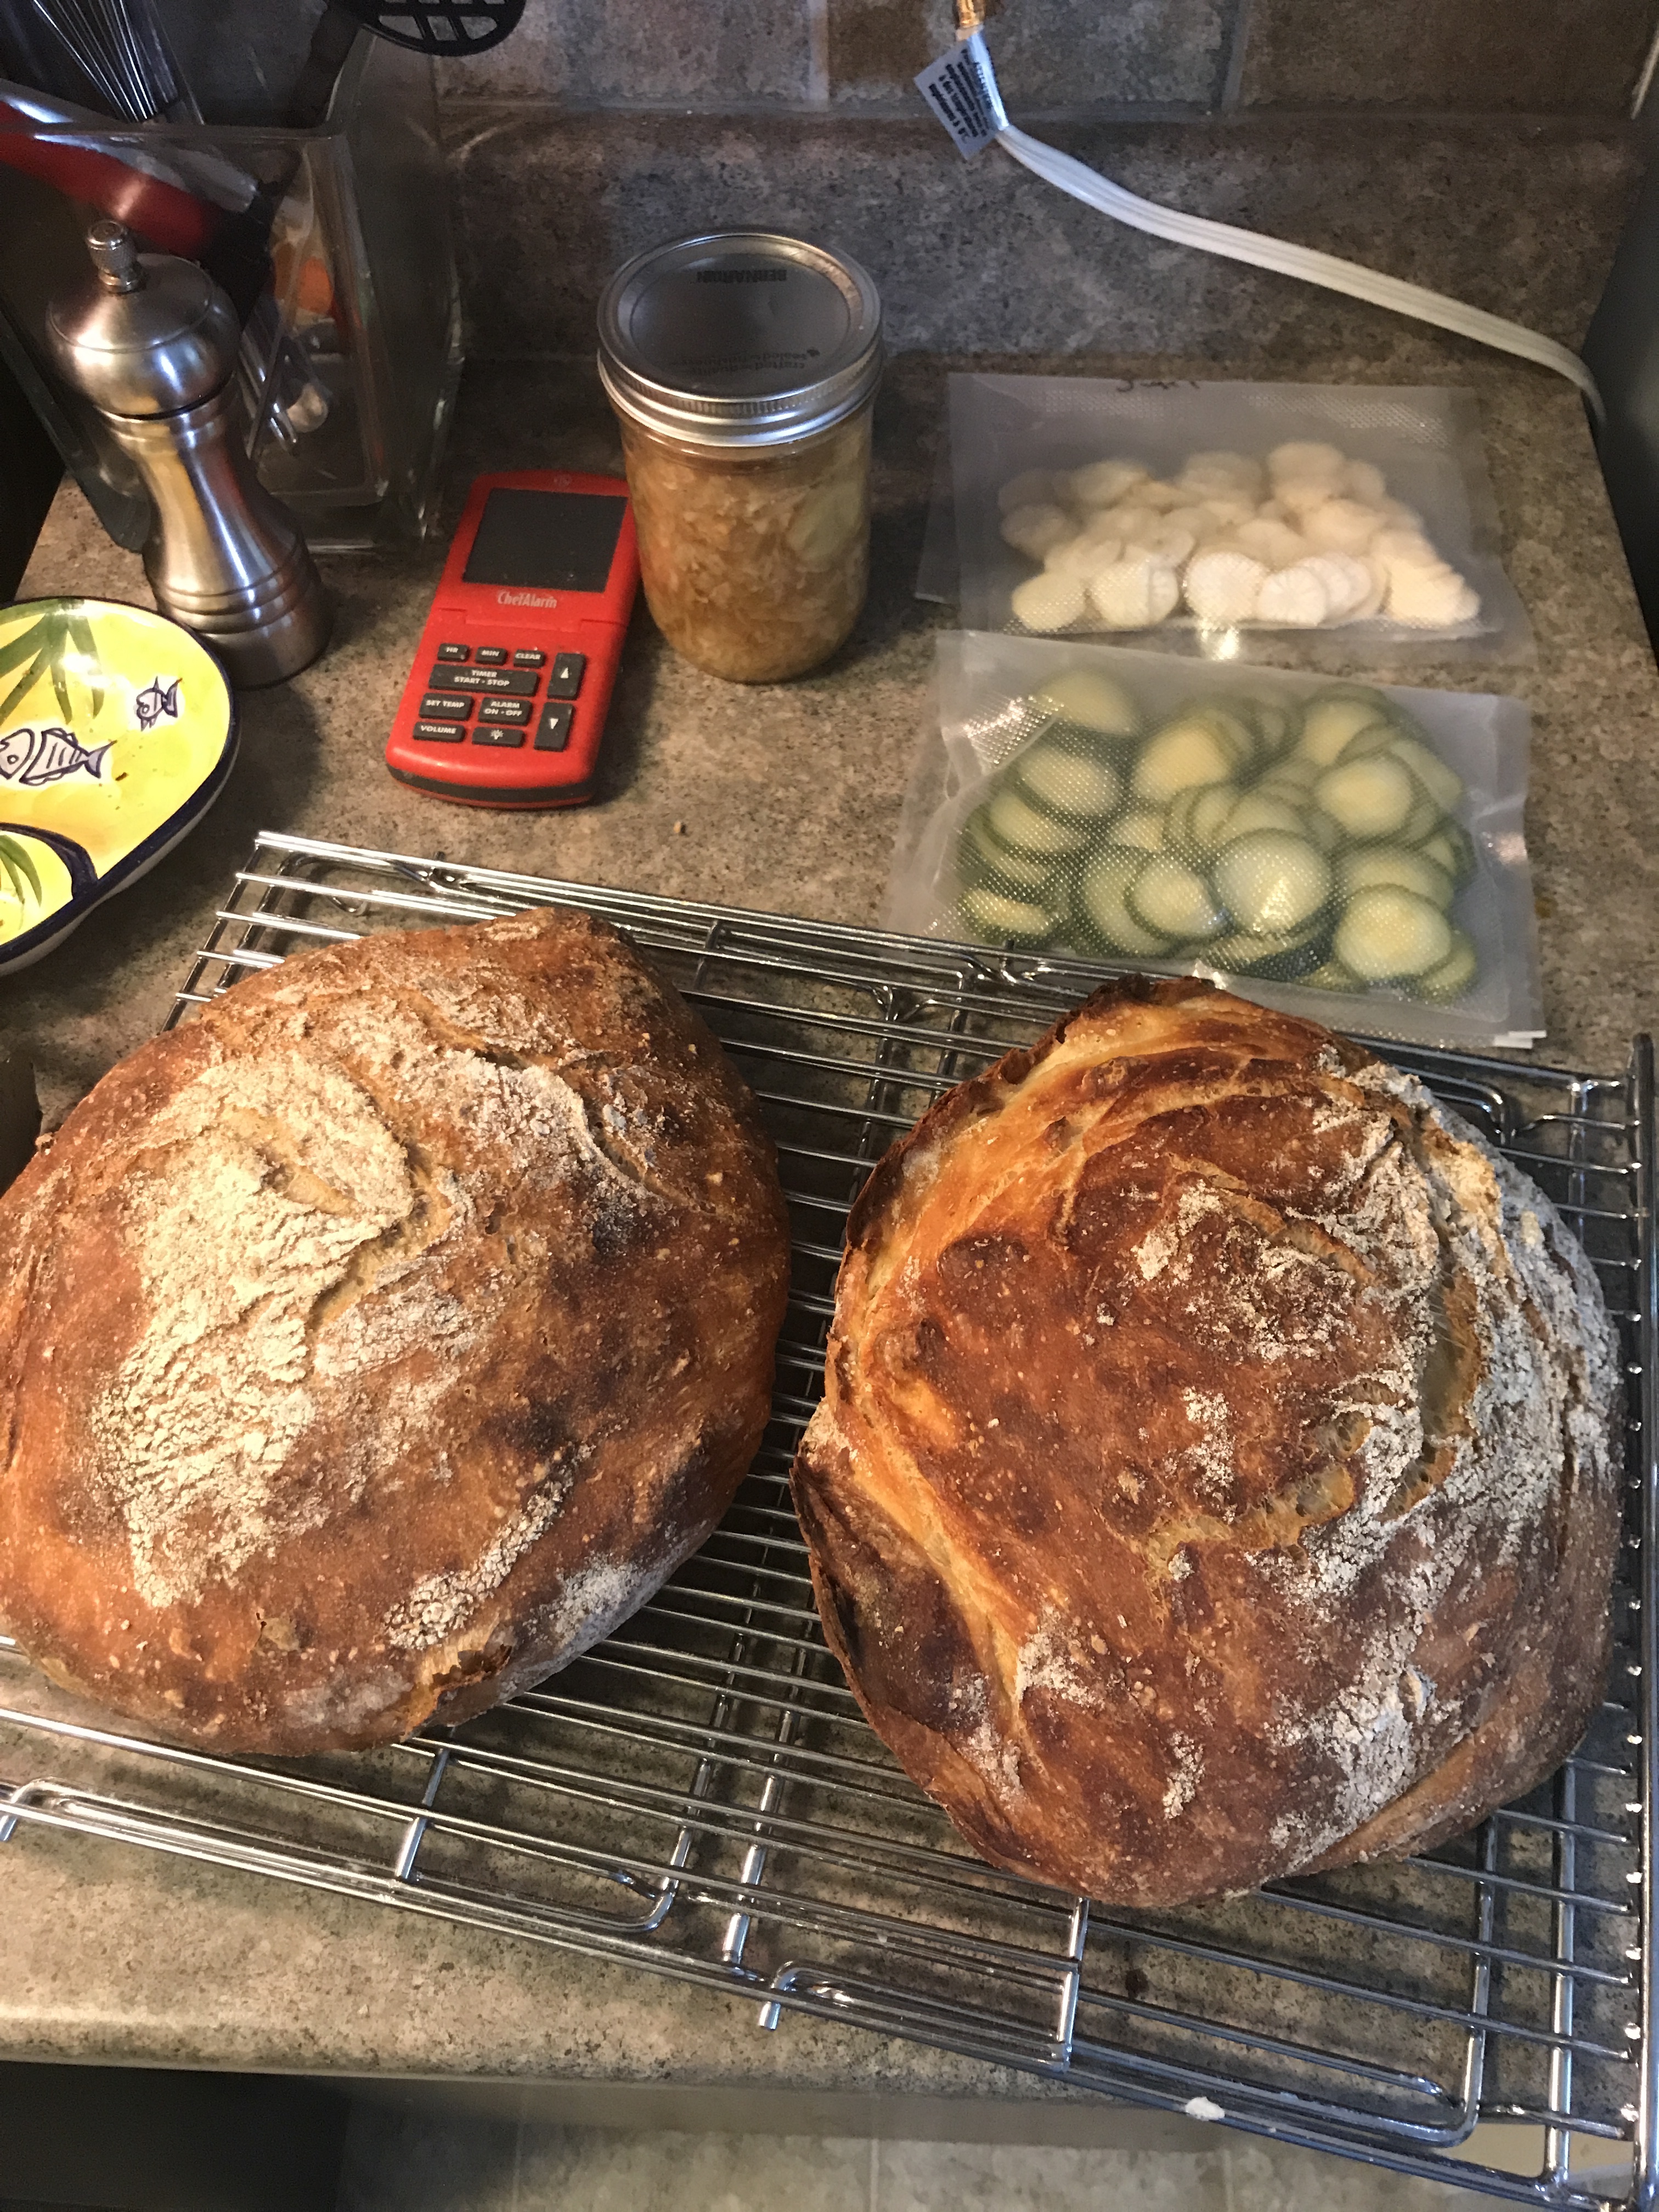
[598,232,882,684]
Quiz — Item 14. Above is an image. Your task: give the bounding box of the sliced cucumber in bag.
[1128,855,1227,942]
[1334,887,1454,982]
[958,806,1059,896]
[1410,925,1480,1003]
[1339,844,1455,910]
[1314,754,1419,841]
[1214,831,1333,935]
[985,785,1092,858]
[1012,738,1124,820]
[1031,669,1143,740]
[1077,850,1176,958]
[1133,718,1239,804]
[1203,922,1330,980]
[961,885,1060,949]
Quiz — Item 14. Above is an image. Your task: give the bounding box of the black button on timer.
[475,645,509,665]
[546,652,586,700]
[436,642,470,662]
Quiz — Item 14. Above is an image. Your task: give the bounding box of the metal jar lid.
[597,231,883,449]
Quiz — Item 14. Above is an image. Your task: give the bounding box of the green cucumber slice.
[961,885,1060,948]
[1385,735,1464,814]
[1335,721,1402,764]
[958,807,1059,896]
[1013,740,1123,819]
[1203,923,1330,980]
[1115,808,1170,853]
[1076,850,1176,957]
[1166,781,1236,854]
[1334,888,1454,981]
[1398,786,1446,846]
[1214,831,1333,935]
[1419,821,1476,888]
[1300,806,1344,856]
[1217,790,1307,842]
[1314,754,1419,840]
[985,785,1093,857]
[1234,694,1300,759]
[1030,669,1143,739]
[1410,926,1480,1003]
[1338,844,1455,910]
[1133,718,1240,804]
[1299,959,1363,993]
[1297,689,1395,767]
[1128,855,1227,941]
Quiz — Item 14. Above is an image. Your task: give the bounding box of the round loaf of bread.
[0,905,791,1752]
[792,977,1621,1905]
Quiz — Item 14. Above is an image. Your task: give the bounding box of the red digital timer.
[385,470,640,809]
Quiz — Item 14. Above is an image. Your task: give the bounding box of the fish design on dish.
[134,676,180,731]
[0,725,115,789]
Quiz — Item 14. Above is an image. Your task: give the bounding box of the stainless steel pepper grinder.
[48,219,331,688]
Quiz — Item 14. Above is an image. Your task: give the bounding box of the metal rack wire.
[2,831,1653,2209]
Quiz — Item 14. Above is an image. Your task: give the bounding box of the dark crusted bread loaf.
[0,905,791,1753]
[791,976,1621,1906]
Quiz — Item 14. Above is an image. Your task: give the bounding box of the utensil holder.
[0,32,461,554]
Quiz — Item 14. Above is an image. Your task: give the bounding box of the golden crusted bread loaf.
[792,977,1621,1906]
[0,905,791,1753]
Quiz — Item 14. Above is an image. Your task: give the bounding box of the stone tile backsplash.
[439,0,1658,113]
[445,108,1640,358]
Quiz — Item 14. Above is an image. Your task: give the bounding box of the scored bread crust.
[791,975,1621,1906]
[0,905,791,1753]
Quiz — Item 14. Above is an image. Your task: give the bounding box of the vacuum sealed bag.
[935,376,1532,667]
[885,631,1544,1049]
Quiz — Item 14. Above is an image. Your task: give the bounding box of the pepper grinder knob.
[87,219,143,295]
[48,222,331,689]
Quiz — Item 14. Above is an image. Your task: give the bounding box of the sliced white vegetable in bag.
[1011,571,1088,631]
[1341,459,1387,505]
[1301,498,1381,556]
[1045,533,1123,579]
[1032,668,1143,737]
[1411,926,1480,1003]
[986,785,1093,856]
[1314,753,1419,839]
[1339,845,1456,909]
[1297,690,1393,765]
[1089,556,1181,631]
[1301,552,1373,620]
[1077,850,1176,956]
[1069,459,1149,506]
[1214,830,1333,934]
[1258,563,1332,628]
[1129,854,1227,940]
[963,885,1060,947]
[1386,561,1482,628]
[1334,888,1454,981]
[999,470,1059,514]
[1234,518,1312,569]
[1002,503,1076,561]
[1133,718,1239,802]
[1180,451,1266,501]
[1184,549,1268,623]
[1013,741,1124,819]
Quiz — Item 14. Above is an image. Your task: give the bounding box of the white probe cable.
[995,123,1603,421]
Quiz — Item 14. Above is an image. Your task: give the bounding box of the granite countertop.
[4,342,1658,2095]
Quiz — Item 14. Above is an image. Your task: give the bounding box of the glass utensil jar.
[597,232,883,684]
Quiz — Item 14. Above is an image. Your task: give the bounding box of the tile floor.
[336,2102,1624,2211]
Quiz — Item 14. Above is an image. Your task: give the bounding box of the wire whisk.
[16,0,198,120]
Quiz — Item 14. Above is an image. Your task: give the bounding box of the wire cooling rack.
[2,831,1655,2210]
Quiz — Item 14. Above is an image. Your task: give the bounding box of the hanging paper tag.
[915,31,1008,160]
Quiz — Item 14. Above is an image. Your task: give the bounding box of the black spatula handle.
[330,0,525,53]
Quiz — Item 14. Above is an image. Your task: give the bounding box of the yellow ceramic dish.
[0,596,236,973]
